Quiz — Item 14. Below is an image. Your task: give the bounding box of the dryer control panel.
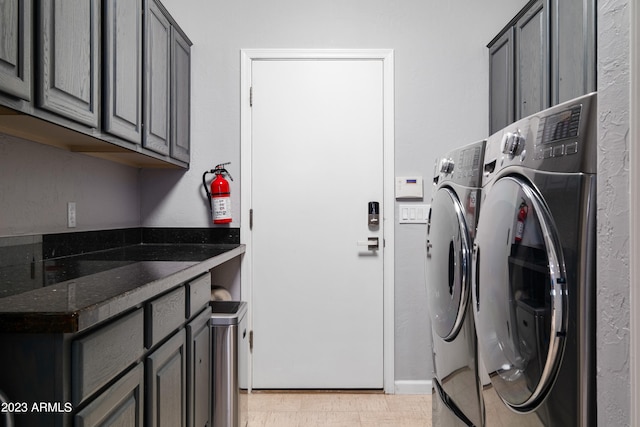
[483,92,596,177]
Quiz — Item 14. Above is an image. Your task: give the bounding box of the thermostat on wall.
[395,176,423,199]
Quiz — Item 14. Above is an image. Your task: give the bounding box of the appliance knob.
[502,130,525,156]
[440,158,454,174]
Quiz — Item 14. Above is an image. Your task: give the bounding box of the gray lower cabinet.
[103,0,143,144]
[187,308,212,427]
[74,363,144,427]
[72,309,146,405]
[144,0,192,160]
[0,0,31,101]
[37,0,100,128]
[147,329,188,427]
[488,0,595,133]
[147,286,187,349]
[0,273,212,427]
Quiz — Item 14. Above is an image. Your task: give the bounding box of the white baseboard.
[393,380,433,395]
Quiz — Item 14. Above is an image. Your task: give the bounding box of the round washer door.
[473,176,567,411]
[426,186,471,342]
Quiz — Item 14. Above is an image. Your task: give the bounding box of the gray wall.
[596,0,631,424]
[0,134,140,236]
[141,0,528,385]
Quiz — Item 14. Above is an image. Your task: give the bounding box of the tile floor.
[248,391,432,427]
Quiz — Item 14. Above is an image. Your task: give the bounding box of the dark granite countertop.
[0,243,245,334]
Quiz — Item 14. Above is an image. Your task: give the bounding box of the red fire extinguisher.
[203,163,233,224]
[515,198,528,243]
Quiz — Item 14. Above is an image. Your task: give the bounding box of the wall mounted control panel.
[395,176,424,199]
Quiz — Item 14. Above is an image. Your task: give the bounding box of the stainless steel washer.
[473,93,597,426]
[426,139,485,426]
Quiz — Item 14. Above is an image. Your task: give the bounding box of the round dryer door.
[426,186,471,342]
[473,176,567,411]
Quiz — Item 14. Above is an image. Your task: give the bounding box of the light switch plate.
[399,204,429,224]
[67,202,77,228]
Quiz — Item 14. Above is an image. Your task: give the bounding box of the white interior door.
[250,58,385,389]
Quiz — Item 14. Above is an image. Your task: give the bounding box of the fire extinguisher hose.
[202,170,213,206]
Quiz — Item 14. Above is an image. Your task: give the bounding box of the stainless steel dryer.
[426,139,485,427]
[472,93,596,426]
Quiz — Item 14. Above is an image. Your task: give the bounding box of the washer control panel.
[534,104,582,160]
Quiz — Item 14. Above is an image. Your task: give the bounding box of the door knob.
[357,237,379,250]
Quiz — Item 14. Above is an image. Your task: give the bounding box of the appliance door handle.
[0,389,14,427]
[474,244,480,312]
[448,240,455,296]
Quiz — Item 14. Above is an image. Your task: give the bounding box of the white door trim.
[630,0,639,423]
[240,49,395,393]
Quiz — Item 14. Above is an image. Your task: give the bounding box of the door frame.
[240,49,395,393]
[631,0,639,424]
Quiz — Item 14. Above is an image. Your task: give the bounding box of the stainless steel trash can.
[210,301,248,427]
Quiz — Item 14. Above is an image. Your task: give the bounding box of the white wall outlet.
[67,202,77,228]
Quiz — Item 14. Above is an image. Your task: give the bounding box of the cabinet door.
[147,329,187,427]
[75,363,144,427]
[103,0,143,144]
[144,0,171,155]
[489,27,514,135]
[171,27,191,163]
[515,0,548,120]
[0,0,31,100]
[552,0,596,104]
[187,308,211,427]
[37,0,100,127]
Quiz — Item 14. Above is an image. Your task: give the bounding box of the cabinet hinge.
[249,208,253,229]
[249,330,254,352]
[249,87,253,107]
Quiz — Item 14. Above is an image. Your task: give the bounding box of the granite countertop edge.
[0,244,245,334]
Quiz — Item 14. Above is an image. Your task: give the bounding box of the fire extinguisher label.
[515,220,525,241]
[213,197,232,221]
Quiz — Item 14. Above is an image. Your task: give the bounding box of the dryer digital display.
[539,105,582,144]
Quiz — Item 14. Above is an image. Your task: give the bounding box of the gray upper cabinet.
[144,0,192,161]
[515,0,548,120]
[489,28,514,135]
[0,0,191,168]
[488,0,595,132]
[144,0,171,156]
[37,0,100,128]
[552,0,596,104]
[0,0,31,101]
[171,28,191,163]
[103,0,143,144]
